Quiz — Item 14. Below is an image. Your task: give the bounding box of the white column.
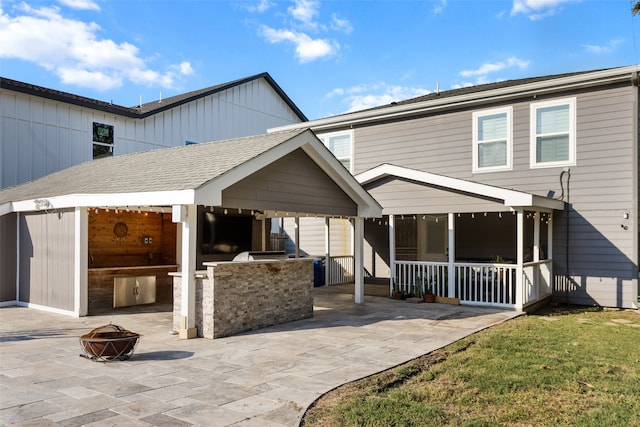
[448,212,455,298]
[547,212,553,260]
[354,217,365,304]
[174,204,197,339]
[74,207,88,317]
[261,218,266,251]
[325,217,330,286]
[533,211,540,262]
[294,216,300,258]
[15,213,20,304]
[388,214,395,296]
[515,209,524,310]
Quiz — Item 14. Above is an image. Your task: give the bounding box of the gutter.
[271,66,639,133]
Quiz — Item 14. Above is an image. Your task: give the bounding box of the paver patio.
[0,286,522,426]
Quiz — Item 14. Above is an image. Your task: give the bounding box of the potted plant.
[392,280,404,300]
[423,281,436,303]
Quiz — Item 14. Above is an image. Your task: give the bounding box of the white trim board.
[356,164,565,211]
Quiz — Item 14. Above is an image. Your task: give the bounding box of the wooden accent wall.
[88,210,176,268]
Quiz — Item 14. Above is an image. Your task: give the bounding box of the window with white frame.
[318,130,353,172]
[530,98,576,168]
[92,122,114,159]
[472,107,512,172]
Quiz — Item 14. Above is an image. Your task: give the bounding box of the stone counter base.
[173,259,314,338]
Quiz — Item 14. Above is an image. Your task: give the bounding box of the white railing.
[454,263,516,307]
[394,261,448,296]
[522,260,552,308]
[329,255,354,285]
[394,260,550,309]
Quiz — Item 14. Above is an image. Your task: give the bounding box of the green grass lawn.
[302,306,640,427]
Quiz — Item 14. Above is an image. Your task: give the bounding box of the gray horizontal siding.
[223,148,357,217]
[282,217,351,258]
[352,84,637,307]
[365,176,505,214]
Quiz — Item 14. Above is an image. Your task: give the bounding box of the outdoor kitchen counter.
[172,258,314,338]
[88,265,178,313]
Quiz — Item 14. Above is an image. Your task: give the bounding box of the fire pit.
[79,324,140,361]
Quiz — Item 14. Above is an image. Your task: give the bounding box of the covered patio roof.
[356,164,565,213]
[0,129,381,218]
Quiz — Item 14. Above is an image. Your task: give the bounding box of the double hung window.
[472,107,512,172]
[318,130,353,173]
[530,98,576,168]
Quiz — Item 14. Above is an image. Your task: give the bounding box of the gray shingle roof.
[328,67,617,118]
[0,129,308,205]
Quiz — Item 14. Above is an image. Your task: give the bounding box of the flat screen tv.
[201,212,252,254]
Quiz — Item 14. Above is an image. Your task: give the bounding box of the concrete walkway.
[0,288,522,426]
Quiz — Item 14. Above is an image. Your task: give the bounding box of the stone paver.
[0,287,522,426]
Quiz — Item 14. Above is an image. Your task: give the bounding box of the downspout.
[389,214,396,296]
[559,168,571,305]
[632,70,639,308]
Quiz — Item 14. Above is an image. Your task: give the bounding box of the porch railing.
[394,260,552,309]
[329,255,354,285]
[522,260,552,307]
[454,263,516,306]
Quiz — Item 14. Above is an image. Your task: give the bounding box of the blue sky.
[1,0,639,120]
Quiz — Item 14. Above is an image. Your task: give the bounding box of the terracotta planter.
[80,324,140,361]
[423,293,436,303]
[394,291,404,300]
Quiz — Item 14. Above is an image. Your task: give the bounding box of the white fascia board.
[8,190,195,213]
[196,130,382,218]
[530,195,565,211]
[357,164,564,210]
[0,203,12,216]
[271,66,638,133]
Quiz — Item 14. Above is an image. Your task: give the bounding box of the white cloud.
[260,26,336,62]
[256,0,350,62]
[326,82,430,113]
[0,4,193,91]
[459,57,530,84]
[583,39,623,54]
[58,0,100,10]
[246,0,275,13]
[510,0,578,20]
[433,0,447,14]
[288,0,319,28]
[331,13,352,34]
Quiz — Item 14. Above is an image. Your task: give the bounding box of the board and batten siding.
[18,209,75,311]
[351,84,637,308]
[0,213,17,303]
[1,78,302,189]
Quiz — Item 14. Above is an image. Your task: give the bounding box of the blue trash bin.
[313,259,325,287]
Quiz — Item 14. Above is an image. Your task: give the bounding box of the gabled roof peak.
[0,72,307,121]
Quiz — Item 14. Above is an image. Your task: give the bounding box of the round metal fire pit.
[79,324,140,361]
